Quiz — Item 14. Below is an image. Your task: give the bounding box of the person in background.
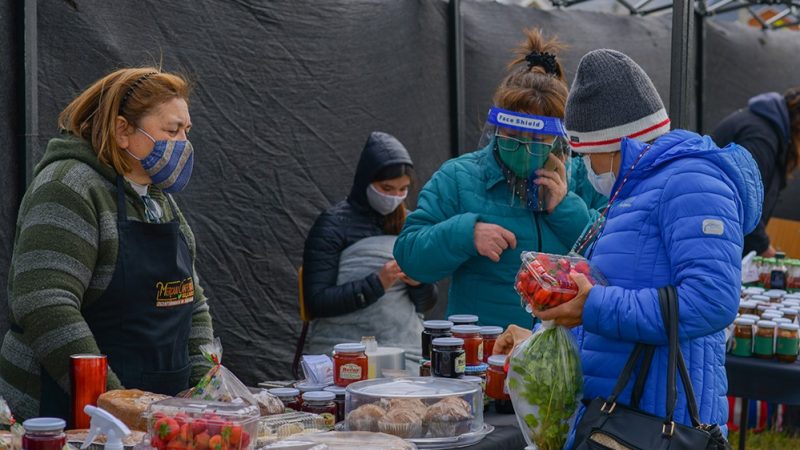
[0,68,215,420]
[494,49,762,439]
[302,132,437,359]
[393,29,606,329]
[712,87,800,257]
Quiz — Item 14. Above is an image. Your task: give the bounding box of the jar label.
[455,354,466,374]
[321,412,336,428]
[754,336,773,356]
[340,363,363,380]
[477,342,484,362]
[777,337,799,356]
[731,337,752,357]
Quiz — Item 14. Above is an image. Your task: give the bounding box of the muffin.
[386,398,428,420]
[346,403,386,432]
[378,408,424,439]
[424,398,473,437]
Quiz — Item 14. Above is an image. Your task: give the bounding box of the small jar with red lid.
[479,326,503,363]
[22,418,66,450]
[452,325,483,366]
[486,355,514,414]
[333,343,368,387]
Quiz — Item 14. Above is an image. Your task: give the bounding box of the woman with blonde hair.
[0,68,214,420]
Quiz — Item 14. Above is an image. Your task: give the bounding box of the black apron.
[39,176,195,418]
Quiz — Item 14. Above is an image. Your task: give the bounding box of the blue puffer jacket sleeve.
[394,161,480,283]
[582,167,742,344]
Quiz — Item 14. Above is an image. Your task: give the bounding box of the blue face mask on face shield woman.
[127,128,194,193]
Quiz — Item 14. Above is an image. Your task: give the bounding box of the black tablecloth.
[726,355,800,405]
[462,410,526,450]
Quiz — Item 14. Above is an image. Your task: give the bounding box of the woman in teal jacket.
[393,30,605,328]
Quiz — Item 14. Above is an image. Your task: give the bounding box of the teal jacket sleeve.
[394,162,480,283]
[543,156,608,249]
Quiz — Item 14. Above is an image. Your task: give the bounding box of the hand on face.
[534,271,594,328]
[474,222,517,263]
[534,153,568,213]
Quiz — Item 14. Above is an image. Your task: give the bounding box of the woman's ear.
[115,116,131,149]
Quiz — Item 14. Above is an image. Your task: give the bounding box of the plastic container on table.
[22,418,66,450]
[145,398,260,450]
[514,251,607,312]
[344,377,489,446]
[257,411,327,446]
[268,387,302,412]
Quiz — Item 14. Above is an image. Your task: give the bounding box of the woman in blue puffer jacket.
[497,49,763,436]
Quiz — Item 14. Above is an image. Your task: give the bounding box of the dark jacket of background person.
[712,92,793,255]
[302,133,437,318]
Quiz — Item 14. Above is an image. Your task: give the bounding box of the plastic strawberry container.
[145,398,260,450]
[514,251,606,312]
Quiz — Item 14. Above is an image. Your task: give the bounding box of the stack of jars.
[731,286,800,363]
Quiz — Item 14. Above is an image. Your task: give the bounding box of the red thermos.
[69,354,107,429]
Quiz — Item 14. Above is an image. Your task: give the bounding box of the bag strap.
[630,346,655,409]
[659,286,702,428]
[607,343,647,405]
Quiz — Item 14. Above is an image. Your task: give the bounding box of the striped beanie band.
[564,49,671,153]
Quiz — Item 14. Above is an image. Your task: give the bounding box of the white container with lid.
[22,417,66,432]
[334,343,367,353]
[448,314,480,325]
[303,391,336,402]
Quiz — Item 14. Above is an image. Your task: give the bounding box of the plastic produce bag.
[182,338,257,405]
[507,321,583,450]
[514,251,605,312]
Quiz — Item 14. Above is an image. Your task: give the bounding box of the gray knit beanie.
[564,49,670,153]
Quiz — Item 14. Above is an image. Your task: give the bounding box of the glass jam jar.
[731,318,755,357]
[777,323,800,363]
[738,301,758,316]
[486,355,514,414]
[324,385,347,423]
[479,326,503,363]
[421,320,453,360]
[447,314,479,326]
[22,418,66,450]
[452,325,483,366]
[419,359,431,377]
[465,363,489,412]
[432,337,465,378]
[333,343,368,387]
[268,387,302,412]
[754,320,776,360]
[302,391,337,429]
[781,308,798,323]
[766,291,784,304]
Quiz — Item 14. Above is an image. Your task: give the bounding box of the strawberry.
[208,435,224,450]
[155,417,180,442]
[192,419,207,435]
[239,432,250,449]
[166,439,186,450]
[573,260,591,275]
[179,423,192,443]
[194,432,210,450]
[558,258,570,272]
[526,279,538,295]
[206,417,224,436]
[228,426,243,446]
[174,412,188,428]
[535,253,551,269]
[151,436,167,450]
[534,289,550,309]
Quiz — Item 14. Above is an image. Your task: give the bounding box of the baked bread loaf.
[97,389,169,431]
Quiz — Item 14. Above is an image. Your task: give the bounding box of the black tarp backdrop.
[0,1,20,337]
[701,20,800,221]
[30,0,452,385]
[2,0,799,384]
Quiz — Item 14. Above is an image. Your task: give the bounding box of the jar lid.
[766,290,787,296]
[423,320,454,330]
[734,318,756,326]
[757,320,777,328]
[462,376,482,384]
[762,313,782,321]
[465,363,489,374]
[764,309,784,316]
[324,385,347,396]
[779,323,800,331]
[269,387,300,397]
[479,326,504,336]
[757,304,772,311]
[781,308,798,314]
[744,287,765,294]
[452,325,481,334]
[448,314,479,324]
[432,337,464,347]
[751,295,771,302]
[774,318,793,324]
[487,355,507,367]
[740,314,760,321]
[334,343,366,353]
[22,418,66,432]
[303,391,336,401]
[296,381,329,392]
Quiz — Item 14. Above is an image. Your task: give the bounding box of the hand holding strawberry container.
[514,252,606,312]
[146,398,260,450]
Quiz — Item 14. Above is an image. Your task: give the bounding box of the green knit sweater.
[0,135,214,420]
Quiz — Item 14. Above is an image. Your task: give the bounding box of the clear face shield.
[477,106,572,211]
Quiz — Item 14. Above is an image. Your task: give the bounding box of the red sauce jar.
[324,385,347,423]
[479,326,503,363]
[22,418,66,450]
[487,355,514,414]
[268,387,302,412]
[333,343,368,387]
[452,325,483,366]
[301,391,337,430]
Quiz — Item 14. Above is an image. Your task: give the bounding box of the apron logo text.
[156,277,195,307]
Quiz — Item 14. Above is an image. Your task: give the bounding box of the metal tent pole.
[449,0,465,158]
[669,0,695,130]
[20,0,37,188]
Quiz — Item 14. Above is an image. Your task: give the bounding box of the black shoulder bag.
[571,286,732,450]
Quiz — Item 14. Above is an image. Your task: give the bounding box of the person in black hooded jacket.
[302,131,438,320]
[712,87,800,256]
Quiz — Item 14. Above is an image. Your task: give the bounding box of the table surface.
[461,409,526,450]
[726,355,800,404]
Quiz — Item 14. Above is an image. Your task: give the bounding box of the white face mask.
[366,183,407,215]
[583,153,617,197]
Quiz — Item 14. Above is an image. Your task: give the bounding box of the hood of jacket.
[347,131,413,209]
